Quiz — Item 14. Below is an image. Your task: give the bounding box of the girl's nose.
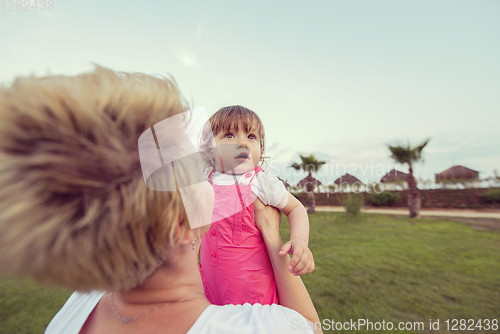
[237,136,248,148]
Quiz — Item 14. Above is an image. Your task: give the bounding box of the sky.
[1,0,499,186]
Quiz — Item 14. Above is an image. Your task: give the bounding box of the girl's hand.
[280,239,315,276]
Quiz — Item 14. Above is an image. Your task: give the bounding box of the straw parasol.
[380,169,409,183]
[297,174,322,192]
[277,177,291,189]
[435,165,479,183]
[334,173,361,185]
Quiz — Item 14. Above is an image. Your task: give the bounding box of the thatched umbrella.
[435,165,479,183]
[334,173,361,185]
[297,174,322,192]
[333,173,362,192]
[290,154,326,213]
[277,177,291,189]
[380,169,409,183]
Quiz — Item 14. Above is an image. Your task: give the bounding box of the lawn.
[0,276,71,334]
[281,212,500,333]
[1,212,499,333]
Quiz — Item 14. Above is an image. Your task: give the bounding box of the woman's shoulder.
[187,303,314,334]
[45,291,104,334]
[46,294,314,334]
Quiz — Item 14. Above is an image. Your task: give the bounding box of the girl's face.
[213,123,261,174]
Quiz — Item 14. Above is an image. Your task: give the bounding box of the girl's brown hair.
[200,105,268,167]
[0,66,194,292]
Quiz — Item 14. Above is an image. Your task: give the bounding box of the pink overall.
[199,166,279,306]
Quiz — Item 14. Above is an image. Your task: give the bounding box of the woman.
[0,67,322,333]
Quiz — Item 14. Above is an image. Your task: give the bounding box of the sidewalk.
[315,206,500,219]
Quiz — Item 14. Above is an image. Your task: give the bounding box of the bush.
[480,188,500,203]
[368,191,401,206]
[344,193,364,215]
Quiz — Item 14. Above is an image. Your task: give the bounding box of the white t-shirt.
[45,291,314,334]
[211,170,289,210]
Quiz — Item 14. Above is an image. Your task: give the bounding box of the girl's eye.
[248,134,257,140]
[225,133,234,139]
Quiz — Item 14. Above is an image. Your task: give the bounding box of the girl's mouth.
[235,152,249,160]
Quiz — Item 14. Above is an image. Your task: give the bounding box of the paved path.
[315,206,500,219]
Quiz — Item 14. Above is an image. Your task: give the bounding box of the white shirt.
[45,291,314,334]
[211,170,289,210]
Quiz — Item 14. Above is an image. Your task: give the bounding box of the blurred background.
[1,0,499,186]
[1,1,499,333]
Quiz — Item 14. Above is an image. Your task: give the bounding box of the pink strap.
[250,166,263,182]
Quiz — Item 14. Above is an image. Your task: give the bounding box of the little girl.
[198,105,314,306]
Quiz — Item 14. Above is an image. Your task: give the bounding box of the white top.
[211,170,289,209]
[45,291,314,334]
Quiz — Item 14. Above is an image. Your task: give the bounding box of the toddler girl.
[199,105,314,306]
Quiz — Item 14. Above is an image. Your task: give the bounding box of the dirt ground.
[383,214,500,232]
[315,206,500,232]
[419,216,500,232]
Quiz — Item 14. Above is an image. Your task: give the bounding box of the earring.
[192,237,197,252]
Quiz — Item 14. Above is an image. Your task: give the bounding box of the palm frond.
[388,139,431,165]
[290,154,326,174]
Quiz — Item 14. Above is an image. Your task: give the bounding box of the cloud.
[174,47,201,69]
[195,16,206,43]
[266,142,292,160]
[171,15,207,69]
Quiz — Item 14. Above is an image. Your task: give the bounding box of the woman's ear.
[175,222,194,248]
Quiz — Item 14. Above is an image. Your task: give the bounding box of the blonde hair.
[200,105,268,167]
[0,66,193,292]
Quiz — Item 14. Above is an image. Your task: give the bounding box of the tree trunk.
[305,172,316,213]
[407,164,421,218]
[306,191,316,214]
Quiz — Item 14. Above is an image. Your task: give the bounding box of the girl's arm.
[280,193,315,275]
[281,193,309,244]
[254,199,322,334]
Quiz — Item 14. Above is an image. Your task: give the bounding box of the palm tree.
[387,139,430,218]
[290,154,326,213]
[492,169,500,187]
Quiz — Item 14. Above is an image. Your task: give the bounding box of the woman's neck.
[116,249,205,305]
[80,247,210,334]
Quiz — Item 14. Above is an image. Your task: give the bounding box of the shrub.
[344,193,364,215]
[480,188,500,203]
[368,191,401,206]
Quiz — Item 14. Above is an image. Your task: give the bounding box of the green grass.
[280,212,500,333]
[1,213,499,333]
[0,276,71,334]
